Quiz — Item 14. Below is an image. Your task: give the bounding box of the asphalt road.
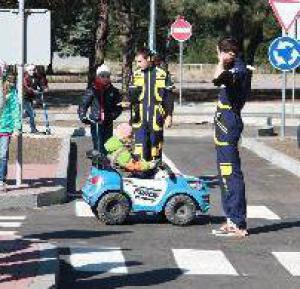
[1,135,300,289]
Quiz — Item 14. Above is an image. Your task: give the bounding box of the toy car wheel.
[164,194,196,226]
[96,192,130,225]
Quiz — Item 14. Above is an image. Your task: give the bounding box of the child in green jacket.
[0,71,21,192]
[104,123,157,173]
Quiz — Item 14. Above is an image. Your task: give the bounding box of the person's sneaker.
[0,181,7,193]
[31,128,39,134]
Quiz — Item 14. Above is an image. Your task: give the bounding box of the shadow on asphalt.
[58,266,182,289]
[59,258,143,281]
[249,220,300,235]
[24,230,132,241]
[0,239,57,284]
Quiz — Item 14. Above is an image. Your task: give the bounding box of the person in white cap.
[24,64,40,133]
[78,64,122,154]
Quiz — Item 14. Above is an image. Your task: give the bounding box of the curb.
[28,242,59,289]
[38,136,70,207]
[31,111,300,127]
[241,137,300,177]
[0,136,70,209]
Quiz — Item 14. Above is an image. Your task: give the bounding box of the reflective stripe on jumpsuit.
[214,58,250,229]
[131,67,167,161]
[214,104,246,229]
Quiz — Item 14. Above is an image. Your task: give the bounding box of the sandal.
[212,219,248,238]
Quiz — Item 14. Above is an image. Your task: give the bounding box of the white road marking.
[247,206,281,220]
[272,252,300,276]
[0,231,19,236]
[162,152,182,175]
[172,249,238,275]
[75,200,94,217]
[68,247,128,273]
[0,222,22,228]
[0,216,26,220]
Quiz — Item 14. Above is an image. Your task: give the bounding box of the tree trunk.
[116,0,134,94]
[93,0,109,74]
[229,10,245,58]
[245,23,264,65]
[88,48,96,88]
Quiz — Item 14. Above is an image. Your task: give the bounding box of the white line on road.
[75,200,94,217]
[272,252,300,276]
[68,247,128,273]
[0,216,26,220]
[0,222,22,228]
[247,206,281,220]
[172,249,238,275]
[162,152,182,175]
[0,231,19,236]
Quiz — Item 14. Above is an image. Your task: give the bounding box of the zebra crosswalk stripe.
[0,222,22,228]
[272,252,300,276]
[64,247,300,277]
[247,206,281,220]
[75,200,94,217]
[68,247,128,274]
[172,249,238,275]
[0,216,26,220]
[0,231,19,236]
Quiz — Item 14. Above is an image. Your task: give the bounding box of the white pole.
[179,41,183,106]
[16,0,25,186]
[281,71,287,138]
[292,69,295,117]
[149,0,156,52]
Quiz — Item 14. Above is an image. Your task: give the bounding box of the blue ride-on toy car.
[81,151,210,226]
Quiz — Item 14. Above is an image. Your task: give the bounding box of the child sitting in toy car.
[104,123,158,173]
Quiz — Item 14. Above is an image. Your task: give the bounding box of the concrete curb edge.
[241,137,300,178]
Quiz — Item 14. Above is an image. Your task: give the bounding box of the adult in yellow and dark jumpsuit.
[213,38,251,236]
[129,49,173,163]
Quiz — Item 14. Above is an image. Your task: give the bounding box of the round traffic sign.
[268,36,300,71]
[171,16,192,42]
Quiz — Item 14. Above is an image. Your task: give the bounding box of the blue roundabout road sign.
[269,36,300,71]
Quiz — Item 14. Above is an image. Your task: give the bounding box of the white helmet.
[25,64,36,76]
[96,64,111,76]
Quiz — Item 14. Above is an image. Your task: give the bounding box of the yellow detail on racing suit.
[129,66,173,161]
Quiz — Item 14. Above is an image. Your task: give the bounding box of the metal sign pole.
[280,30,288,139]
[281,70,287,138]
[149,0,156,52]
[16,0,25,186]
[179,41,183,106]
[292,17,299,117]
[292,68,295,117]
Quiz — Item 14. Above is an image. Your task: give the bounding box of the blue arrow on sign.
[269,37,300,71]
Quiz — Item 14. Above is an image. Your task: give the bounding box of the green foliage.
[0,0,282,67]
[184,38,218,64]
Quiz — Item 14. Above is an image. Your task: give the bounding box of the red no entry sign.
[171,16,192,42]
